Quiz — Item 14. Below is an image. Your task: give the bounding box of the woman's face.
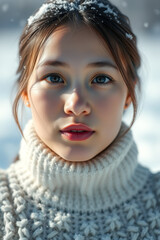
[26,23,131,162]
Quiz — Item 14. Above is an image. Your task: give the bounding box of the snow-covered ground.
[0,28,160,172]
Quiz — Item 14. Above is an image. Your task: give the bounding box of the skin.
[23,23,132,162]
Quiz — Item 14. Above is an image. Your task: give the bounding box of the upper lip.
[60,124,94,132]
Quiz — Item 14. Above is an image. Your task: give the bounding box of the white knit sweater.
[0,120,160,240]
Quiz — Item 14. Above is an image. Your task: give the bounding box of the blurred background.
[0,0,160,170]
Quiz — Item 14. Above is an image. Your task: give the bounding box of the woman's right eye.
[42,73,64,84]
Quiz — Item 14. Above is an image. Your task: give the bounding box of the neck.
[12,120,150,212]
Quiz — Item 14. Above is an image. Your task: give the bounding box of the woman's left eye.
[43,74,64,84]
[92,75,113,85]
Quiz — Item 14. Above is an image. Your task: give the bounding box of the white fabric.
[0,120,160,240]
[15,120,149,212]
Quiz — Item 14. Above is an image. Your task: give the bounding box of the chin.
[59,152,95,163]
[64,158,92,163]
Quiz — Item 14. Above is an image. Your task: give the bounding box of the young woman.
[0,0,160,239]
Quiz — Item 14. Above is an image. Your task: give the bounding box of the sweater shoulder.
[0,167,13,211]
[0,168,9,207]
[143,170,160,206]
[0,168,9,237]
[152,171,160,197]
[0,168,8,192]
[0,167,13,203]
[0,168,7,174]
[0,167,8,187]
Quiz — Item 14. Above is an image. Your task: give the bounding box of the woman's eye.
[41,73,112,86]
[92,75,113,85]
[43,74,64,84]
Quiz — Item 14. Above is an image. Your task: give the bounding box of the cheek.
[93,86,126,119]
[29,88,61,121]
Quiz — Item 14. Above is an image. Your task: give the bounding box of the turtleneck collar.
[11,120,150,212]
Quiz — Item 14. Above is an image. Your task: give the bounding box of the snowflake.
[154,9,160,15]
[80,221,98,236]
[105,214,122,232]
[1,4,9,12]
[122,1,128,8]
[144,22,149,28]
[124,203,140,220]
[52,212,71,232]
[147,211,160,229]
[142,193,156,209]
[126,33,133,40]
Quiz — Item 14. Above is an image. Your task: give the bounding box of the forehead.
[37,23,115,66]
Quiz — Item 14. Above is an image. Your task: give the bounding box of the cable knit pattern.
[0,120,160,239]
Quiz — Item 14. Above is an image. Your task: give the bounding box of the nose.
[64,89,91,116]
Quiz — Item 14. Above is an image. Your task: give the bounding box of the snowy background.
[0,0,160,171]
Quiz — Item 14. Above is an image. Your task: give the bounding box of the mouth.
[60,130,95,141]
[60,123,95,141]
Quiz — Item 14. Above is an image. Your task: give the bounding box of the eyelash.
[41,73,114,86]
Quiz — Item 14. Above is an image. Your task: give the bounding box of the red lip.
[60,124,95,141]
[60,124,94,132]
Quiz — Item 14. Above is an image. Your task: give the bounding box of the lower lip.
[60,131,95,141]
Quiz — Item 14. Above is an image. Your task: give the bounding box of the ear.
[21,91,30,108]
[124,92,132,110]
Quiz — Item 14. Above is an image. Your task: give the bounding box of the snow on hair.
[28,0,119,23]
[27,0,120,26]
[27,0,133,40]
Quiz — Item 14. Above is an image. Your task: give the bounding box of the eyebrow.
[37,60,118,70]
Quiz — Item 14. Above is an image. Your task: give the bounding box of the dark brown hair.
[13,0,141,139]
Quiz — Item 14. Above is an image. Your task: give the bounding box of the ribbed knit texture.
[0,120,160,240]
